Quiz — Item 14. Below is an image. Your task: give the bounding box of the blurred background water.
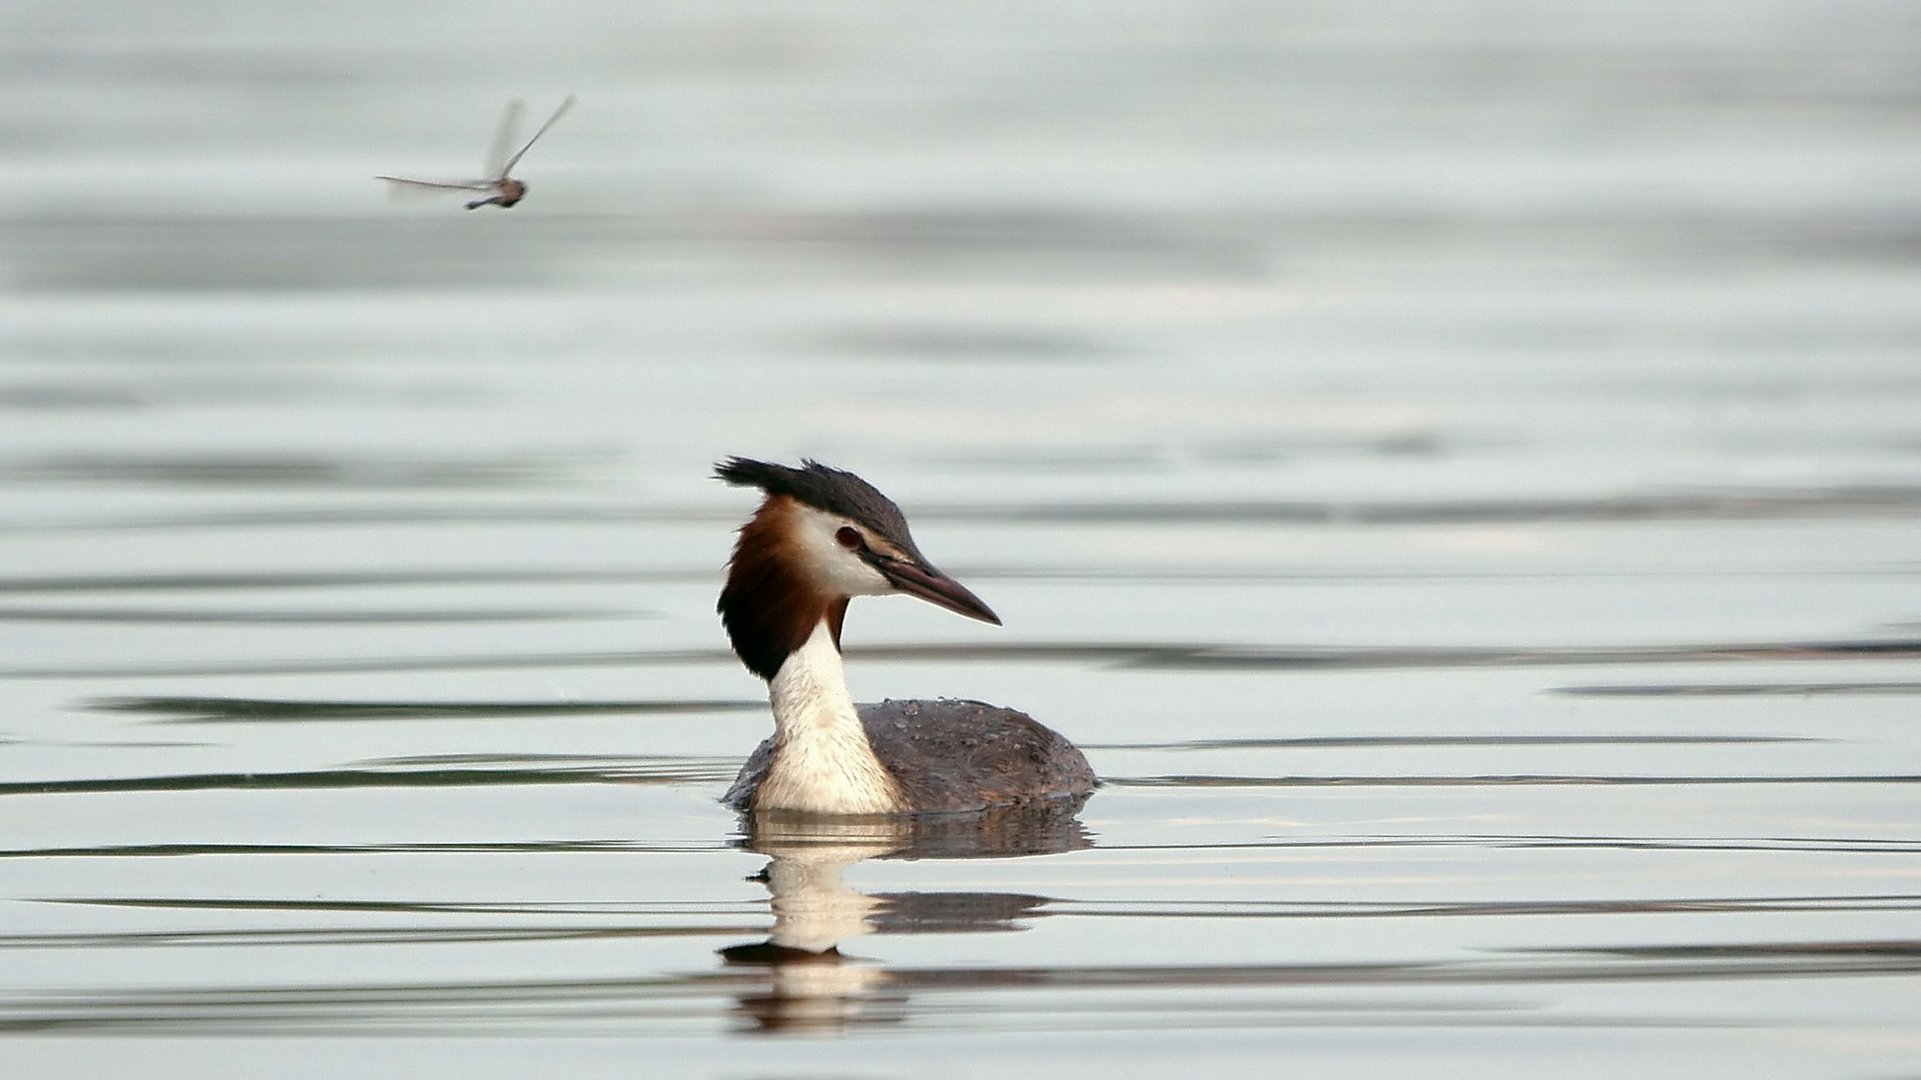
[3,1,1920,1076]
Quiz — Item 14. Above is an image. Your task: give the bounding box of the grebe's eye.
[835,526,862,550]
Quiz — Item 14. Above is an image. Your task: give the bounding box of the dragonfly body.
[465,178,528,210]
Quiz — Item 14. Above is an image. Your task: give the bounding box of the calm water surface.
[4,3,1920,1077]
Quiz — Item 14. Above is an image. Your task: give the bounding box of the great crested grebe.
[714,457,1096,816]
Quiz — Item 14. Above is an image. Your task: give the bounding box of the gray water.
[5,2,1921,1076]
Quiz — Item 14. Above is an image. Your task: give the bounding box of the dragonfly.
[377,95,576,210]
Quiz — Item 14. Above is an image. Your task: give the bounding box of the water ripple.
[0,568,702,595]
[89,695,764,722]
[12,484,1921,534]
[0,605,624,624]
[1093,734,1814,752]
[0,761,738,797]
[1555,681,1921,697]
[0,450,595,490]
[1110,773,1921,788]
[3,944,1915,1037]
[12,637,1918,680]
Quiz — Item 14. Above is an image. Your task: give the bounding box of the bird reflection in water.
[719,802,1091,1035]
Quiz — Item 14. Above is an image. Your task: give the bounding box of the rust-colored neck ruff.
[719,495,849,681]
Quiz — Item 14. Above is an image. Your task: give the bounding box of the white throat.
[756,621,903,815]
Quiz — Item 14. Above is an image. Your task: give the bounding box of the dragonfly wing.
[483,99,525,179]
[376,176,497,201]
[498,94,575,176]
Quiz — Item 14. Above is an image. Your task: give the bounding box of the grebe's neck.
[755,620,904,815]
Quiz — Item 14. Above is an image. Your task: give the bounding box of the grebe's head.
[714,457,999,680]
